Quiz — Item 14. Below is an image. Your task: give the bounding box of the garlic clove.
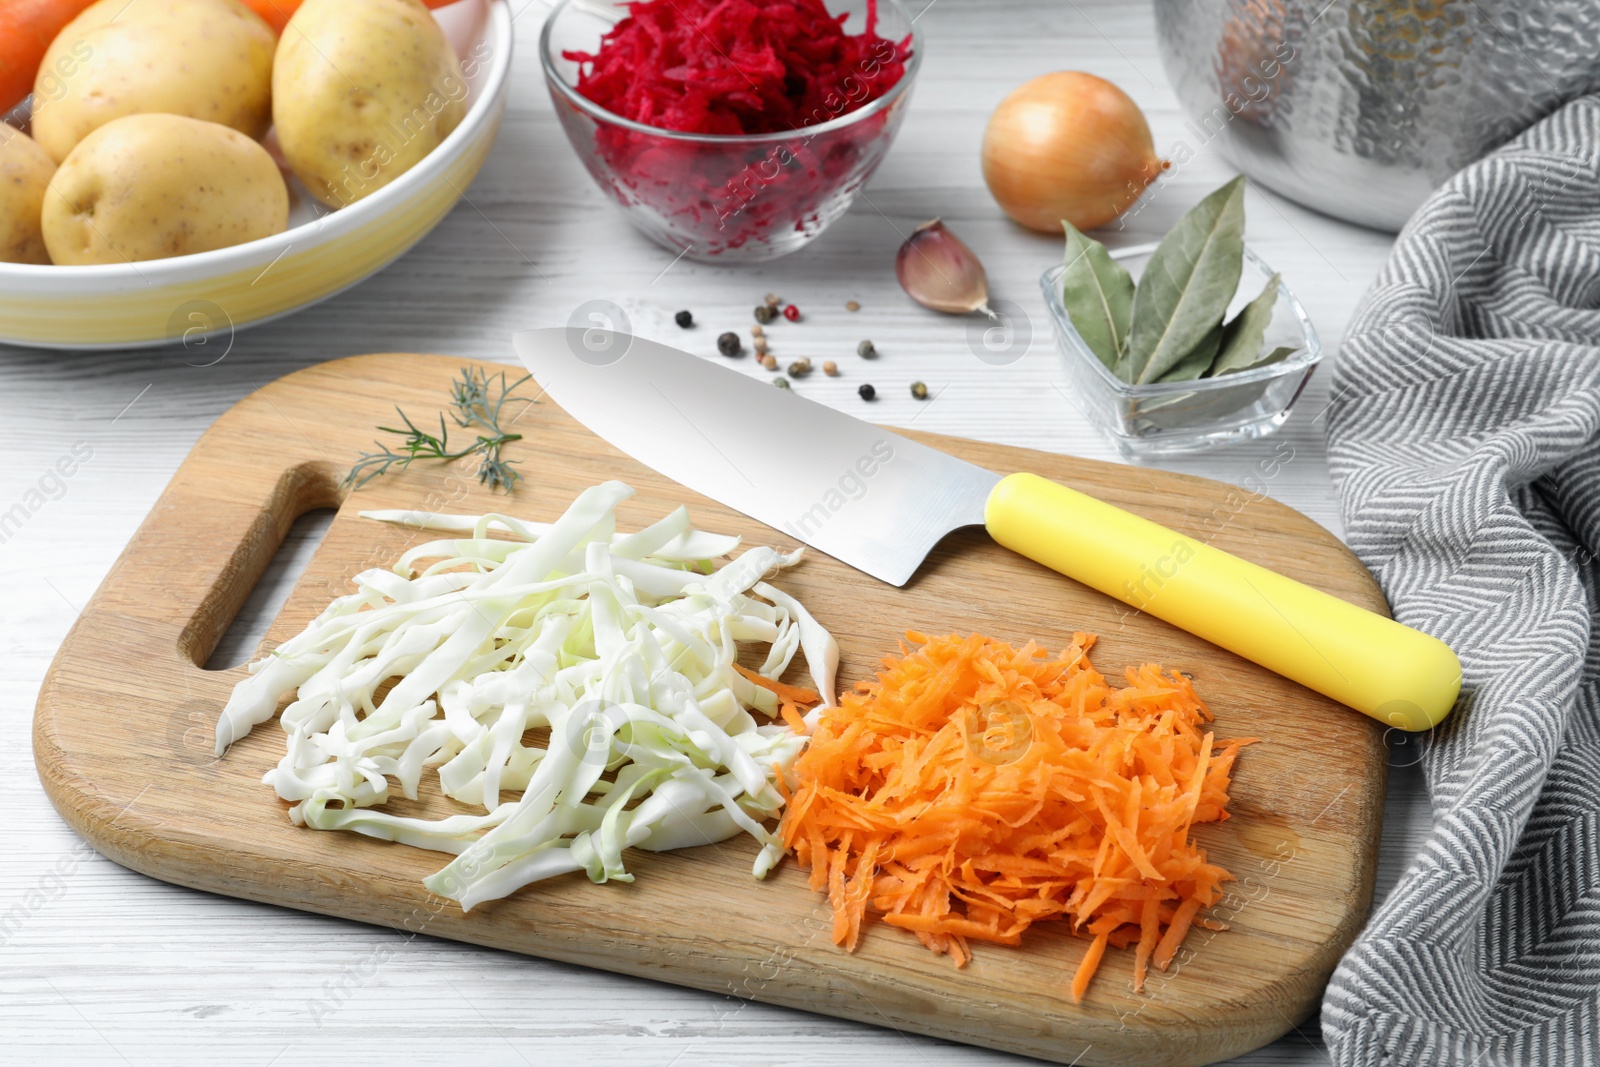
[895,218,992,316]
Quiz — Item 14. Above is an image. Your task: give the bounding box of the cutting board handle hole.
[202,491,339,671]
[204,506,337,670]
[192,457,345,671]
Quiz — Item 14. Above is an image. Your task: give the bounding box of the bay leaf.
[1125,176,1246,384]
[1222,344,1299,376]
[1158,323,1223,382]
[1060,221,1135,373]
[1211,273,1285,376]
[1129,376,1273,432]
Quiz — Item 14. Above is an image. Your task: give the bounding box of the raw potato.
[0,127,55,264]
[274,0,468,208]
[42,114,289,266]
[32,0,275,164]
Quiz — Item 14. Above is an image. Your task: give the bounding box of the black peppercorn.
[675,310,694,328]
[717,331,742,357]
[858,383,876,401]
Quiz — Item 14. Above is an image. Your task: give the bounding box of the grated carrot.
[779,701,810,736]
[1072,930,1110,1004]
[781,632,1255,1003]
[734,663,822,708]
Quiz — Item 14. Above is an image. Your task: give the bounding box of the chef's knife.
[515,328,1460,731]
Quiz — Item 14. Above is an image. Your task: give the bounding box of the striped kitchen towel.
[1323,94,1600,1066]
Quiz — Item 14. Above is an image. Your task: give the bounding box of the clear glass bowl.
[540,0,921,263]
[1042,246,1322,460]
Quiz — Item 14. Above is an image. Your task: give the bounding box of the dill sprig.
[344,367,534,493]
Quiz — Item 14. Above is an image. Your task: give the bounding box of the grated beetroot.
[565,0,910,136]
[555,0,915,257]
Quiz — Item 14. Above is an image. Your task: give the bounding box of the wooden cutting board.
[34,354,1386,1067]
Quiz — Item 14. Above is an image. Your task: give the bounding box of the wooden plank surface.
[35,353,1386,1067]
[0,4,1424,1064]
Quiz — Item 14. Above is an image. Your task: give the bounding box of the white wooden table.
[0,2,1430,1063]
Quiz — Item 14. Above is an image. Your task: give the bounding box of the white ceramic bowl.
[0,0,513,351]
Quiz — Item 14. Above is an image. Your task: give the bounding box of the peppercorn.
[857,339,876,359]
[845,300,861,312]
[753,337,768,354]
[787,359,811,377]
[773,377,791,390]
[717,331,742,357]
[754,305,776,324]
[760,354,778,370]
[911,381,929,400]
[823,361,839,377]
[858,383,876,401]
[782,304,801,322]
[764,292,781,307]
[674,310,694,328]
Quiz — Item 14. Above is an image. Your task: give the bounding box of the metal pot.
[1154,0,1600,231]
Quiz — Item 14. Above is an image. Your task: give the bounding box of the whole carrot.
[242,0,463,36]
[0,0,99,115]
[238,0,299,34]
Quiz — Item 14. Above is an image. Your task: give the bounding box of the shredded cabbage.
[213,481,837,910]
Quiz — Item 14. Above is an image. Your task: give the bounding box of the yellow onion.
[981,71,1167,233]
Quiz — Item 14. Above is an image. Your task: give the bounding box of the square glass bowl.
[1041,246,1322,459]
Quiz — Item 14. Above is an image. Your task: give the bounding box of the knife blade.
[515,327,1461,731]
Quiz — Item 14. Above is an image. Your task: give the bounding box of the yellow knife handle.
[984,473,1460,731]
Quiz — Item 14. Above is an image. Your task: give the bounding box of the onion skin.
[982,71,1167,233]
